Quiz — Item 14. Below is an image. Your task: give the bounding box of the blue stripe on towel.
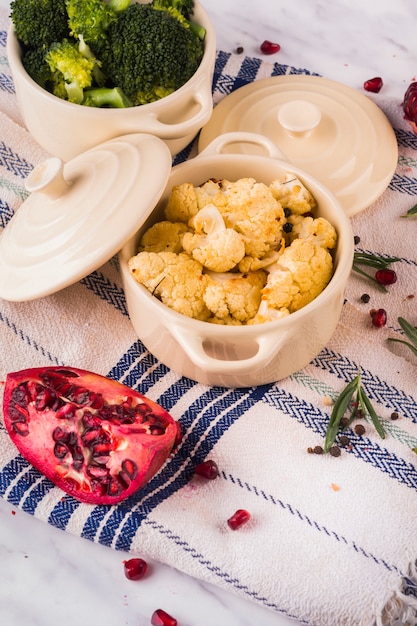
[312,347,417,421]
[388,172,417,196]
[0,141,33,178]
[0,72,14,94]
[79,271,128,316]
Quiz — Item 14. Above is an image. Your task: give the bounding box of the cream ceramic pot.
[119,133,354,388]
[6,0,216,161]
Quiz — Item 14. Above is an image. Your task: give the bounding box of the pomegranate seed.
[227,509,251,530]
[370,308,387,327]
[123,557,148,581]
[151,609,177,626]
[260,40,280,55]
[363,77,383,93]
[403,82,417,124]
[375,269,397,286]
[194,459,219,480]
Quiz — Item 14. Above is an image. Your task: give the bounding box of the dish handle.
[169,325,289,375]
[197,131,287,160]
[143,74,213,138]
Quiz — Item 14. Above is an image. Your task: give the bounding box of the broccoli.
[10,0,70,48]
[82,86,132,108]
[98,3,204,106]
[46,39,96,104]
[66,0,130,47]
[11,0,205,108]
[151,0,206,40]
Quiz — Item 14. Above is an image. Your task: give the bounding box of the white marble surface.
[0,1,416,625]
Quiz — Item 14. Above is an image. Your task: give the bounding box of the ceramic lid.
[0,133,172,302]
[198,75,398,216]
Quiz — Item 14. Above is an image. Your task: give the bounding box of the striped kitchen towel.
[1,9,417,626]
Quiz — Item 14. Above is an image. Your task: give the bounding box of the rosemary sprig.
[352,251,401,292]
[401,203,417,218]
[388,316,417,357]
[324,371,386,452]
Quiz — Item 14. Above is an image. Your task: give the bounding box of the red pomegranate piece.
[227,509,251,530]
[260,40,280,54]
[124,557,148,580]
[363,77,383,93]
[402,82,417,133]
[194,459,219,480]
[3,367,180,505]
[370,308,387,328]
[151,609,177,626]
[375,269,397,286]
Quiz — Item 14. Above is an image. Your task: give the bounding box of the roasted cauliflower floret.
[138,220,190,253]
[194,178,230,210]
[164,182,199,223]
[290,216,337,249]
[248,299,290,325]
[203,270,267,324]
[182,204,246,272]
[270,174,317,215]
[128,251,210,320]
[259,238,333,315]
[218,177,286,260]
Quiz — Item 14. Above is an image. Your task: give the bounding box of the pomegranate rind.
[3,366,180,505]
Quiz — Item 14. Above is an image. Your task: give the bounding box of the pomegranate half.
[3,367,180,505]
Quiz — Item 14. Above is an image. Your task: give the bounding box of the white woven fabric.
[1,10,417,626]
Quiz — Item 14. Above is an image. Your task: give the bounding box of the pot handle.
[143,74,213,138]
[197,131,288,160]
[169,325,288,376]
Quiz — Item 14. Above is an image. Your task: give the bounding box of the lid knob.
[278,100,321,137]
[25,157,70,200]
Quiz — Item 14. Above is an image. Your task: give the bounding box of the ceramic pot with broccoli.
[7,0,216,159]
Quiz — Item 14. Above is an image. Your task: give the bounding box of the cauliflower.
[138,221,190,253]
[195,178,230,211]
[289,216,337,249]
[182,204,246,272]
[203,270,267,324]
[248,298,290,325]
[164,182,199,223]
[128,251,210,320]
[270,173,317,215]
[258,238,334,316]
[127,172,338,326]
[217,177,286,260]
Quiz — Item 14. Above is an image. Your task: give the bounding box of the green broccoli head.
[22,45,54,87]
[10,0,70,48]
[66,0,129,46]
[99,3,204,106]
[45,39,96,104]
[151,0,195,20]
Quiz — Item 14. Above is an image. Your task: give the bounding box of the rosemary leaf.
[357,386,386,439]
[352,252,400,292]
[324,376,359,452]
[398,316,417,347]
[388,317,417,357]
[388,339,417,357]
[401,203,417,218]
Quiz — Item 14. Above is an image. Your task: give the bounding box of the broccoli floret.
[152,0,194,20]
[22,46,54,87]
[66,0,130,47]
[46,39,96,104]
[99,3,204,106]
[10,0,69,49]
[10,0,70,48]
[82,86,132,108]
[151,0,206,39]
